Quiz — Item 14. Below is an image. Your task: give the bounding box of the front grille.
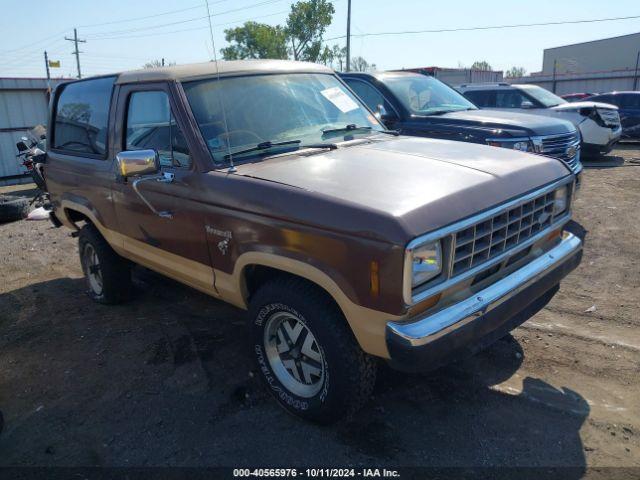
[537,132,581,174]
[452,190,557,276]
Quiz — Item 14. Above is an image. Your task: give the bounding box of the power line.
[0,6,289,75]
[0,36,68,59]
[84,0,287,38]
[0,0,234,55]
[79,3,203,29]
[323,14,640,41]
[79,0,237,29]
[86,10,289,41]
[0,29,71,55]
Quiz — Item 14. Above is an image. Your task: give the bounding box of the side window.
[53,76,115,156]
[464,90,495,107]
[495,90,529,108]
[345,79,390,113]
[593,94,615,106]
[621,94,640,108]
[125,91,191,168]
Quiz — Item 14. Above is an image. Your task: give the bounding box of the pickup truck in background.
[43,60,582,423]
[339,71,583,177]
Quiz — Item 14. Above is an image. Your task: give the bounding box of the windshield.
[518,85,567,108]
[183,73,384,164]
[382,73,477,115]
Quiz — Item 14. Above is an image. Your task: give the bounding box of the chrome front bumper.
[386,231,583,371]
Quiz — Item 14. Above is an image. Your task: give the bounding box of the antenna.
[204,0,235,173]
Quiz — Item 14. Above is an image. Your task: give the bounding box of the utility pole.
[44,51,51,97]
[65,28,86,79]
[552,59,557,93]
[44,51,51,82]
[345,0,351,72]
[633,50,640,91]
[162,58,165,67]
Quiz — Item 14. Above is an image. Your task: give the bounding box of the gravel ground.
[0,145,638,472]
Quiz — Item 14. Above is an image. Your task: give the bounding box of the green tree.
[471,60,492,71]
[318,44,347,71]
[318,45,334,66]
[332,45,347,71]
[221,21,289,60]
[286,0,335,62]
[505,66,527,78]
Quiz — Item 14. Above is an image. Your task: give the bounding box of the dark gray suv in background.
[339,71,583,176]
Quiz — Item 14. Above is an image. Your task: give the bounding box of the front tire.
[78,224,132,304]
[249,277,376,424]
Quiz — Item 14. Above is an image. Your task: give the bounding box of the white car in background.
[458,83,622,157]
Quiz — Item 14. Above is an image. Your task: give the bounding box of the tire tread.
[78,223,132,304]
[250,275,376,423]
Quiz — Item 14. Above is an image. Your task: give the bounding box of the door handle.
[131,172,175,219]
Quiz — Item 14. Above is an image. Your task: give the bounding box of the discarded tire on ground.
[0,195,31,223]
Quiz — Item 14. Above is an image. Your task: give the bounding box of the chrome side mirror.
[521,100,535,109]
[116,150,159,178]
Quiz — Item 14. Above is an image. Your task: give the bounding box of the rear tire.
[78,224,132,304]
[249,277,376,424]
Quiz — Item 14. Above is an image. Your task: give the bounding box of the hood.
[552,101,618,111]
[433,109,576,136]
[233,136,571,240]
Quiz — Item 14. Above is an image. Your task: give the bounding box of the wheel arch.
[229,253,354,314]
[220,252,396,359]
[243,264,343,315]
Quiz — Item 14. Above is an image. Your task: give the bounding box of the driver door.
[111,83,215,294]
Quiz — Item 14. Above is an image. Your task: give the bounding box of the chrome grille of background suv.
[452,190,556,275]
[536,132,582,174]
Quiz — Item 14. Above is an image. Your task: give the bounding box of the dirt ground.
[0,145,639,472]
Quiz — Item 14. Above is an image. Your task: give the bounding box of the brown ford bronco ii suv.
[44,60,582,423]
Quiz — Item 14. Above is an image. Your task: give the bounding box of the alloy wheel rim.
[264,311,325,398]
[83,244,103,295]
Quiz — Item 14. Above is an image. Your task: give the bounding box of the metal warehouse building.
[509,32,640,94]
[542,32,640,75]
[0,78,64,186]
[400,66,504,86]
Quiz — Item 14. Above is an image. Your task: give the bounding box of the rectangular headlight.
[487,139,533,152]
[410,240,442,288]
[553,186,568,216]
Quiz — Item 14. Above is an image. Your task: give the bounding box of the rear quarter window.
[621,94,640,108]
[591,94,615,105]
[463,90,495,107]
[53,76,115,157]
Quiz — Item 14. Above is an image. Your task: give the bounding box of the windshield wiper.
[425,109,455,116]
[375,129,400,136]
[322,124,372,135]
[299,142,338,150]
[224,140,301,160]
